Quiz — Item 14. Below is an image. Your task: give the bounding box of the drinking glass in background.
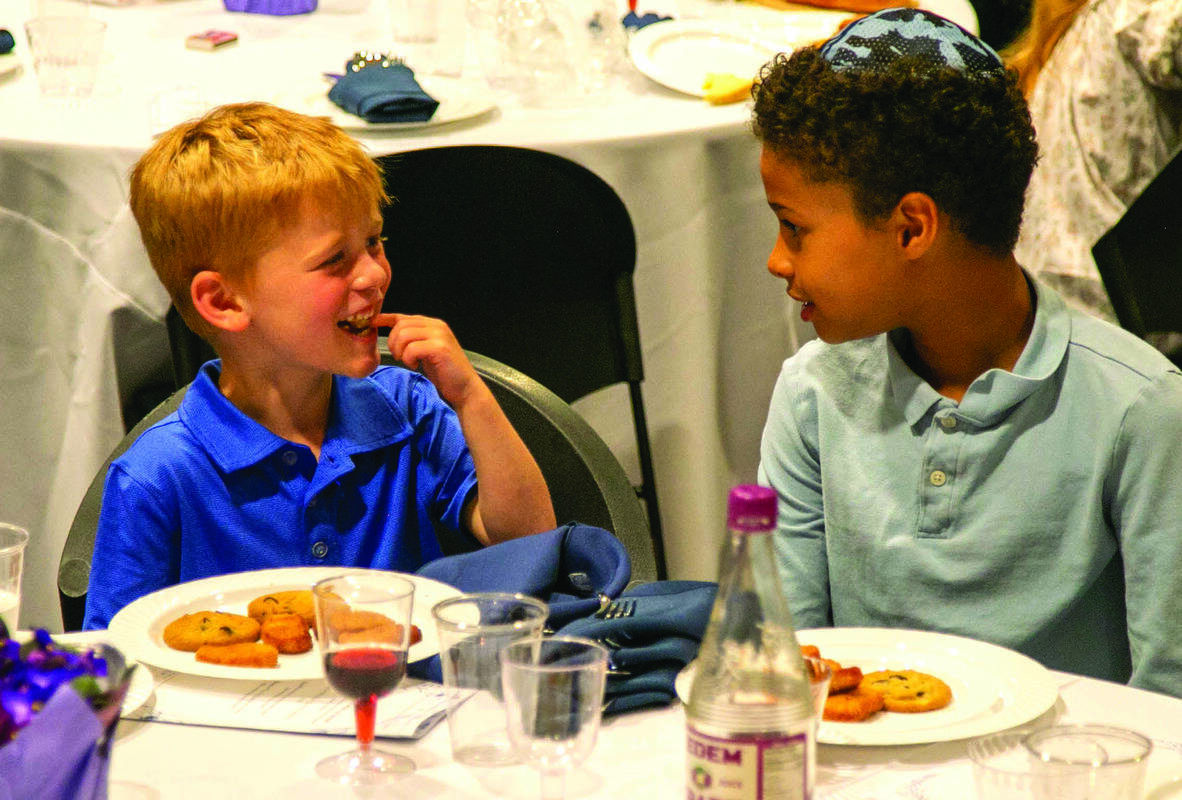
[312,572,417,785]
[431,592,549,766]
[0,523,29,631]
[803,656,833,718]
[1025,724,1152,800]
[389,0,466,76]
[500,636,609,800]
[23,16,106,98]
[969,724,1152,800]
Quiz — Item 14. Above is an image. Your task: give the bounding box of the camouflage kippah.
[818,8,1003,76]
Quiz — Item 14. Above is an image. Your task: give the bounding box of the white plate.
[0,53,20,80]
[676,627,1059,746]
[627,19,783,97]
[107,567,460,681]
[274,75,495,131]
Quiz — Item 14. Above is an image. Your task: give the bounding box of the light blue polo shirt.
[83,361,478,630]
[759,278,1182,697]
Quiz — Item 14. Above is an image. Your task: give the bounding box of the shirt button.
[281,450,298,466]
[939,416,957,430]
[311,541,328,558]
[929,470,948,487]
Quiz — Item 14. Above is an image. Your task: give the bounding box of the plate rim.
[627,18,780,97]
[280,74,495,132]
[107,566,460,681]
[677,626,1059,746]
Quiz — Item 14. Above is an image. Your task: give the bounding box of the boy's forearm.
[454,386,556,545]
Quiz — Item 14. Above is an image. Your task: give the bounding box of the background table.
[0,0,975,630]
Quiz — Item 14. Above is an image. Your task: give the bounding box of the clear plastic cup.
[23,17,106,98]
[431,592,549,766]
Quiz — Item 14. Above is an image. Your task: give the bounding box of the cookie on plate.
[195,641,280,668]
[162,611,261,652]
[860,669,953,713]
[247,589,318,628]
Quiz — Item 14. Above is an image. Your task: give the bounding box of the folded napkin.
[328,60,439,124]
[411,523,631,681]
[0,687,110,800]
[621,11,672,30]
[223,0,316,14]
[560,580,717,714]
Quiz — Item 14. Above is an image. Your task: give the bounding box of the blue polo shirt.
[83,361,478,630]
[759,277,1182,697]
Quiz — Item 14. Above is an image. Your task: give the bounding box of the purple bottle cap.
[728,485,777,531]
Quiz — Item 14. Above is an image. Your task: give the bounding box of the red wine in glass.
[313,572,416,784]
[324,648,407,699]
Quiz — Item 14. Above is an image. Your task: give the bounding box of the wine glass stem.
[355,695,377,752]
[540,769,565,800]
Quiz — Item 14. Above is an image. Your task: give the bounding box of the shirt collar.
[179,362,413,473]
[887,275,1071,427]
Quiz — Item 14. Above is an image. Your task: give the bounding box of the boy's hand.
[376,313,484,408]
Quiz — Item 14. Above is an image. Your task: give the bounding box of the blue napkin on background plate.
[328,60,439,123]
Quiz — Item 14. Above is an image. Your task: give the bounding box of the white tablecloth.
[101,667,1182,799]
[0,0,976,630]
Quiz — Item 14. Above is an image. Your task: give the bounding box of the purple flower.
[0,628,124,747]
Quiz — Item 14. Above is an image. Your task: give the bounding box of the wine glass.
[312,572,416,785]
[500,635,609,800]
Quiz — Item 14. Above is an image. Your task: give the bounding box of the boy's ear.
[894,192,939,258]
[190,270,250,333]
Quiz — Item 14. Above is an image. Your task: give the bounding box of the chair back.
[1092,146,1182,340]
[58,388,186,632]
[58,352,655,630]
[376,145,666,576]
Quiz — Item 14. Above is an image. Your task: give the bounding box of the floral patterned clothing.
[1015,0,1182,322]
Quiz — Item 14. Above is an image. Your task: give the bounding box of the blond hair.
[129,102,387,338]
[1001,0,1091,96]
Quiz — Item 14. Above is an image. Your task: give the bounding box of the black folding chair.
[1092,146,1182,365]
[375,145,667,578]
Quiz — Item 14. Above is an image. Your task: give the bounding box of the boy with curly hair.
[754,10,1182,696]
[83,103,555,629]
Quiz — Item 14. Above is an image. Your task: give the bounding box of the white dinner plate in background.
[628,20,782,97]
[0,53,21,80]
[677,627,1059,746]
[274,75,495,132]
[108,567,459,681]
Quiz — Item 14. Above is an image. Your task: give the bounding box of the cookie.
[260,613,313,654]
[823,685,885,722]
[163,611,261,652]
[195,641,279,668]
[860,670,952,713]
[247,590,318,629]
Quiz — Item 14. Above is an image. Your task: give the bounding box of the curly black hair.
[752,48,1038,256]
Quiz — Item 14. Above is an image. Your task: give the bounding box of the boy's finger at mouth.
[373,312,400,329]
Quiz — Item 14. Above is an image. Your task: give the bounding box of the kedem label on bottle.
[686,725,808,800]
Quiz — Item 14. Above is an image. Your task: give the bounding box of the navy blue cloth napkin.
[0,29,15,55]
[411,523,631,681]
[561,580,717,714]
[328,61,439,123]
[414,523,717,715]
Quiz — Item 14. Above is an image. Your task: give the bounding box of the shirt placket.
[916,409,963,538]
